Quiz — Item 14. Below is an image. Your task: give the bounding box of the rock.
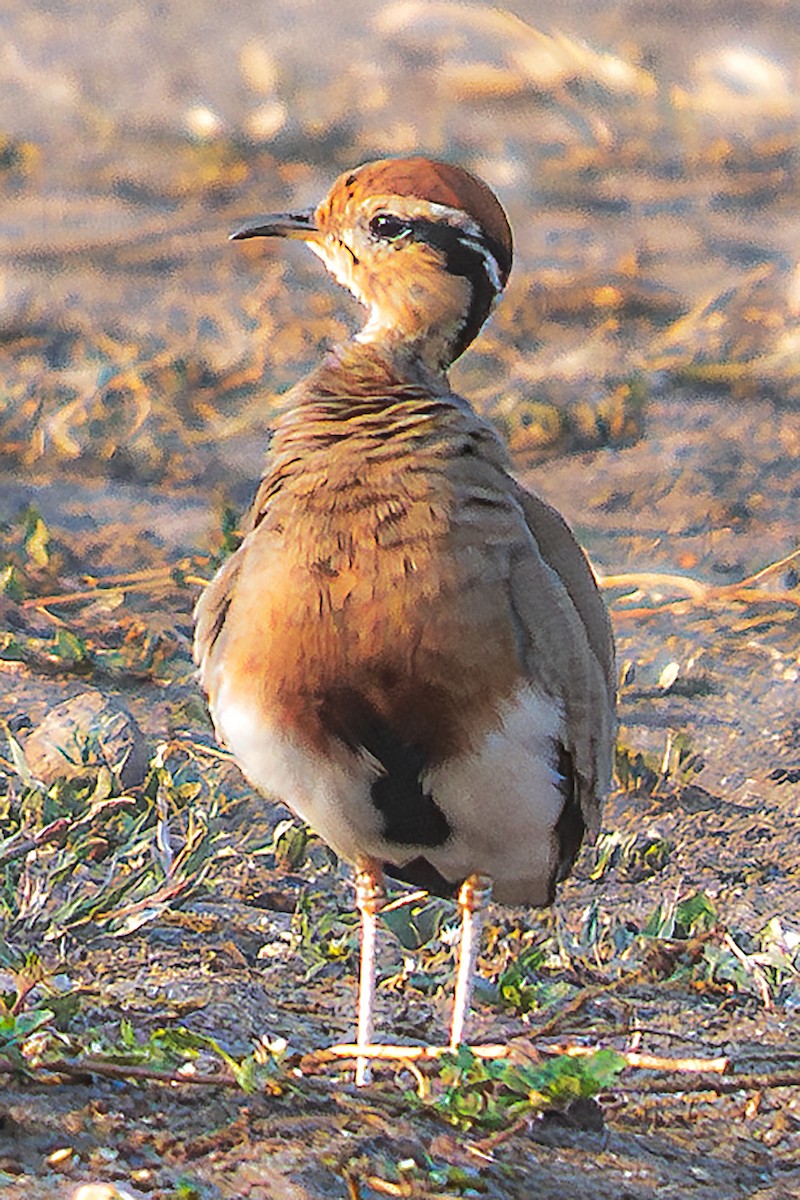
[73,1185,139,1200]
[22,691,149,788]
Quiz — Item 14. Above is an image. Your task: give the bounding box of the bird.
[194,157,616,1085]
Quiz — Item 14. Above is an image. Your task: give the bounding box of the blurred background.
[3,0,800,487]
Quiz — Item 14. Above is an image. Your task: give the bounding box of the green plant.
[92,1019,290,1094]
[614,731,703,796]
[270,816,320,871]
[614,742,660,794]
[1,738,243,943]
[0,952,82,1075]
[642,890,717,940]
[493,943,572,1015]
[380,893,451,952]
[292,889,358,980]
[422,1044,624,1130]
[590,828,673,881]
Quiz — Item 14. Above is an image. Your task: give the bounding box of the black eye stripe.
[411,219,505,290]
[369,213,507,289]
[408,220,505,363]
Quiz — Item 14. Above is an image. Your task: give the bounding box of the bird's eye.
[369,214,413,242]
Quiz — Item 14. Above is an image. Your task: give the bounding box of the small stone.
[657,661,680,690]
[73,1186,136,1200]
[22,692,149,788]
[47,1146,75,1166]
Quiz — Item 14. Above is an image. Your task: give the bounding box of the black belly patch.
[371,757,451,847]
[317,687,452,848]
[553,742,585,890]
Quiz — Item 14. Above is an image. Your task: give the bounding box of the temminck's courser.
[194,157,616,1084]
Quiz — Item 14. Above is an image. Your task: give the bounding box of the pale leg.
[449,874,493,1049]
[354,856,386,1086]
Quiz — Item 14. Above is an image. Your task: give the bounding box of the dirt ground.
[2,2,800,1197]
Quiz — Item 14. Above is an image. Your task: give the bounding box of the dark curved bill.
[229,207,319,241]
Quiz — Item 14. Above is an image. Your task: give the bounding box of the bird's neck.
[351,271,477,374]
[355,312,458,376]
[263,339,510,493]
[297,338,454,405]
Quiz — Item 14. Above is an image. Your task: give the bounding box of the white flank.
[213,680,566,907]
[422,686,566,906]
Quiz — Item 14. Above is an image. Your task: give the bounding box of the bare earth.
[1,2,799,1197]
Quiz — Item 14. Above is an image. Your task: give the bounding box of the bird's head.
[231,157,513,372]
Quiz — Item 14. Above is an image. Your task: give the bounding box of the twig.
[178,738,237,764]
[360,1177,405,1197]
[6,1050,800,1101]
[21,577,175,609]
[561,1045,728,1073]
[344,1172,361,1200]
[80,566,183,587]
[0,1058,235,1087]
[601,571,709,600]
[303,1042,503,1068]
[609,600,694,621]
[622,1070,800,1095]
[18,559,205,612]
[380,889,431,914]
[362,1178,464,1200]
[531,990,597,1038]
[721,932,773,1010]
[66,877,192,931]
[0,799,135,867]
[472,1112,532,1154]
[0,820,69,866]
[396,1053,430,1100]
[302,1041,730,1074]
[601,548,800,619]
[737,545,800,586]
